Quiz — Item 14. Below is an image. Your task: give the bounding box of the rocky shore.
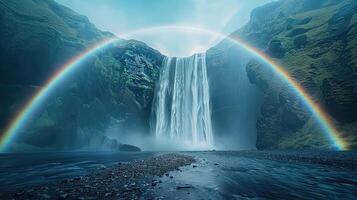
[1,154,195,200]
[212,150,357,170]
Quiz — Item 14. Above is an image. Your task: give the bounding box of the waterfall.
[152,53,214,147]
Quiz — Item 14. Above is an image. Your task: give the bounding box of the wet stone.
[14,191,24,196]
[176,184,193,189]
[59,193,69,199]
[152,180,159,186]
[41,194,51,199]
[105,192,113,197]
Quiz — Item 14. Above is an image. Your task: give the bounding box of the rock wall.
[230,0,357,149]
[206,42,263,149]
[0,0,163,150]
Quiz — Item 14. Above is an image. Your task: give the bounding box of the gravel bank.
[2,153,195,200]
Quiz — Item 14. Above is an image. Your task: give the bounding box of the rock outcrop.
[0,0,163,150]
[228,0,357,149]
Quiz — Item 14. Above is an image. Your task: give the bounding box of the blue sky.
[56,0,273,56]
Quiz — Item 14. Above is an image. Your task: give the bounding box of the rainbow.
[0,26,348,152]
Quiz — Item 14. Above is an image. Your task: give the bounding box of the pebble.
[77,197,96,200]
[41,194,51,199]
[176,184,193,189]
[59,193,69,199]
[84,185,95,189]
[26,189,34,193]
[151,180,159,186]
[14,191,24,196]
[105,192,113,197]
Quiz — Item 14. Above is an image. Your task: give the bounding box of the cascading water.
[152,53,214,148]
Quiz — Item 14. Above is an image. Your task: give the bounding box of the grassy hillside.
[231,0,357,149]
[0,0,163,151]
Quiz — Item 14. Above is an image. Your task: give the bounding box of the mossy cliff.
[1,0,356,150]
[0,0,163,150]
[229,0,357,149]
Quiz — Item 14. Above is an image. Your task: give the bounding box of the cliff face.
[206,41,263,149]
[1,0,356,151]
[0,0,163,150]
[230,0,357,149]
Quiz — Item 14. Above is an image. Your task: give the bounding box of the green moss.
[0,0,163,150]
[225,0,357,150]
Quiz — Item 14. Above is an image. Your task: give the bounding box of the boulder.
[118,144,141,152]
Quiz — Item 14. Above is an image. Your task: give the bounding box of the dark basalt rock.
[322,77,357,123]
[246,59,274,91]
[288,16,312,26]
[118,144,141,152]
[294,35,307,48]
[281,101,309,131]
[266,39,285,58]
[286,17,312,30]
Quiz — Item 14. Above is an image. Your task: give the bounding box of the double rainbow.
[0,26,348,151]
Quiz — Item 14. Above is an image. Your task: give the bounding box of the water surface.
[155,151,357,199]
[0,151,154,191]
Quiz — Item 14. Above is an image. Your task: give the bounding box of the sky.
[56,0,274,56]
